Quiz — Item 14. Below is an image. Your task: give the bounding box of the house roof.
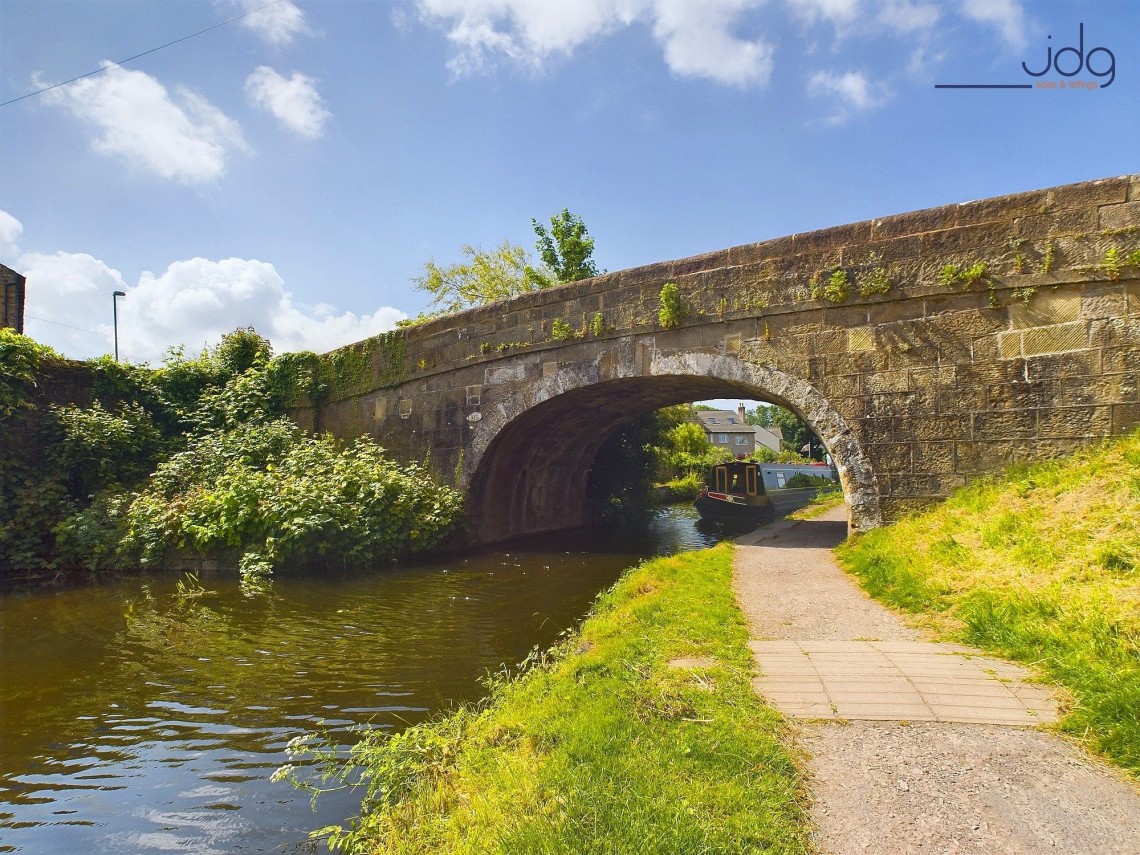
[693,410,755,433]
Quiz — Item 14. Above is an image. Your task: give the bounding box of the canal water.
[0,507,721,854]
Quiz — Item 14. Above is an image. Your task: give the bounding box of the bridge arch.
[464,347,883,543]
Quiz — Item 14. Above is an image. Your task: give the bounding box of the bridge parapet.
[300,175,1140,541]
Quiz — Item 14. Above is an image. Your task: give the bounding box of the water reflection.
[0,507,719,854]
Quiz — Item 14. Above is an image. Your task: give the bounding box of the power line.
[0,0,289,109]
[24,313,110,338]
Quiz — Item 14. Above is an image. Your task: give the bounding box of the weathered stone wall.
[1,264,26,334]
[304,174,1140,540]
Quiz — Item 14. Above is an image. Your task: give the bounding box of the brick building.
[1,263,25,334]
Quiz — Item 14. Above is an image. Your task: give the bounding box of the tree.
[745,403,823,460]
[532,209,603,283]
[412,241,551,314]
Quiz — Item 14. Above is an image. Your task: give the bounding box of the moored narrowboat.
[694,460,775,525]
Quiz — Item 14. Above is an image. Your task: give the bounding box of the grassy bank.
[294,544,810,854]
[837,430,1140,777]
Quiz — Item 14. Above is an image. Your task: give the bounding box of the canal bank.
[286,541,810,854]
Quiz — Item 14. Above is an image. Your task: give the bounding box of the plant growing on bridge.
[658,282,683,328]
[413,241,552,314]
[857,267,892,298]
[532,209,603,283]
[1041,239,1057,273]
[550,318,574,341]
[588,311,606,337]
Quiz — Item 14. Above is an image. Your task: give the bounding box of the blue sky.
[1,0,1137,363]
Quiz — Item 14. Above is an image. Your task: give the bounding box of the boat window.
[776,472,786,487]
[715,467,728,493]
[746,467,758,495]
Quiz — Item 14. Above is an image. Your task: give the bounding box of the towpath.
[734,505,1140,854]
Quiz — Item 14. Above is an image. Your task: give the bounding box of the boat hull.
[694,494,775,525]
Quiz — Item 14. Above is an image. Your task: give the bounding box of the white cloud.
[18,251,405,362]
[232,0,311,46]
[0,209,23,261]
[652,0,774,87]
[415,0,772,86]
[808,69,887,123]
[786,0,861,28]
[876,0,939,35]
[245,66,331,139]
[37,64,247,185]
[960,0,1026,50]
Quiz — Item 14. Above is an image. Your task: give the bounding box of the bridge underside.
[466,365,873,544]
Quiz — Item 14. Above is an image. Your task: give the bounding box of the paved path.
[734,506,1140,854]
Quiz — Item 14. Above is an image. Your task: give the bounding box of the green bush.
[120,421,463,577]
[784,472,835,489]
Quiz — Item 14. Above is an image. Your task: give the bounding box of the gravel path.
[734,506,1140,855]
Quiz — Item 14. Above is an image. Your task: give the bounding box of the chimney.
[737,402,746,422]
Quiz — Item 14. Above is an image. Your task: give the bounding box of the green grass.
[784,486,845,521]
[294,545,810,854]
[837,430,1140,777]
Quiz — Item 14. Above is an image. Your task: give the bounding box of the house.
[1,263,25,334]
[693,403,782,458]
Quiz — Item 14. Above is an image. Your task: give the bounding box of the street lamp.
[112,290,126,361]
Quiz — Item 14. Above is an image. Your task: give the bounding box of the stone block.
[997,331,1022,359]
[1037,405,1113,438]
[986,380,1054,411]
[920,222,1010,257]
[925,291,996,317]
[792,220,873,255]
[856,418,897,447]
[880,496,942,522]
[822,305,871,329]
[1024,349,1101,381]
[868,298,925,325]
[955,190,1052,227]
[1097,201,1140,233]
[911,415,973,441]
[1112,402,1140,435]
[937,385,985,415]
[973,409,1037,439]
[871,207,957,241]
[1131,175,1140,203]
[1008,290,1081,329]
[847,327,875,352]
[910,366,957,389]
[1101,347,1140,373]
[865,370,910,394]
[913,441,956,474]
[868,442,913,472]
[1020,321,1089,356]
[1081,285,1129,321]
[1014,208,1098,240]
[1048,176,1130,211]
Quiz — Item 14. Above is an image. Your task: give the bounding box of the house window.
[735,435,748,446]
[707,417,718,424]
[717,433,728,443]
[727,417,737,424]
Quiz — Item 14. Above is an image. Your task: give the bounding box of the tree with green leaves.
[532,208,603,283]
[412,241,552,315]
[745,403,822,460]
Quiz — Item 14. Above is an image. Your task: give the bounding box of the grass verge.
[291,544,810,854]
[836,429,1140,777]
[785,487,845,521]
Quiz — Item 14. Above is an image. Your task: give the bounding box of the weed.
[588,312,606,337]
[551,319,574,341]
[1103,246,1122,281]
[658,282,684,329]
[1041,239,1056,273]
[858,267,892,297]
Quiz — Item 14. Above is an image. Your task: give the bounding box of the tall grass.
[291,544,810,854]
[838,430,1140,776]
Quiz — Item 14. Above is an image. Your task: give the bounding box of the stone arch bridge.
[295,175,1140,544]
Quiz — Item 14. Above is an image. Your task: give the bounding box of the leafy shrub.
[49,402,165,498]
[120,421,463,576]
[0,329,63,419]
